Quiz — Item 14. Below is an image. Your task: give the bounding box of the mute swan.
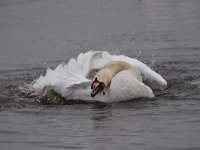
[30,51,167,103]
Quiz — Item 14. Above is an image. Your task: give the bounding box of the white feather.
[31,51,167,103]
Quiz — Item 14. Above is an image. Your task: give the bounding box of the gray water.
[0,0,200,149]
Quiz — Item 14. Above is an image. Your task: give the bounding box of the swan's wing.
[65,81,94,101]
[32,51,112,100]
[111,54,167,90]
[88,51,167,90]
[32,51,95,97]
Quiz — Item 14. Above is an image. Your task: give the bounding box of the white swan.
[31,51,167,103]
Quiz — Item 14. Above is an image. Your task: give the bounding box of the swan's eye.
[99,82,105,89]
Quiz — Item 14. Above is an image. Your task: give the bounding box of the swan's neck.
[95,61,141,87]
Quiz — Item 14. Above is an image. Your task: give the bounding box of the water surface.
[0,0,200,149]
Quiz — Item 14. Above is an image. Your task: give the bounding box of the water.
[0,0,200,149]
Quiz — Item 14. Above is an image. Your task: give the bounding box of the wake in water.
[21,51,167,104]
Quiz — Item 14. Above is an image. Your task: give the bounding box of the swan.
[30,51,167,103]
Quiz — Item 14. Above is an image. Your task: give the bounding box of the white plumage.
[32,51,167,103]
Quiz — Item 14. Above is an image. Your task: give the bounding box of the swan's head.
[91,61,138,97]
[91,77,106,97]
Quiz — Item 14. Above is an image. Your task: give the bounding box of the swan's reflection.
[90,98,157,129]
[91,103,113,129]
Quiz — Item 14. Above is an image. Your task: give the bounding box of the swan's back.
[103,70,154,103]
